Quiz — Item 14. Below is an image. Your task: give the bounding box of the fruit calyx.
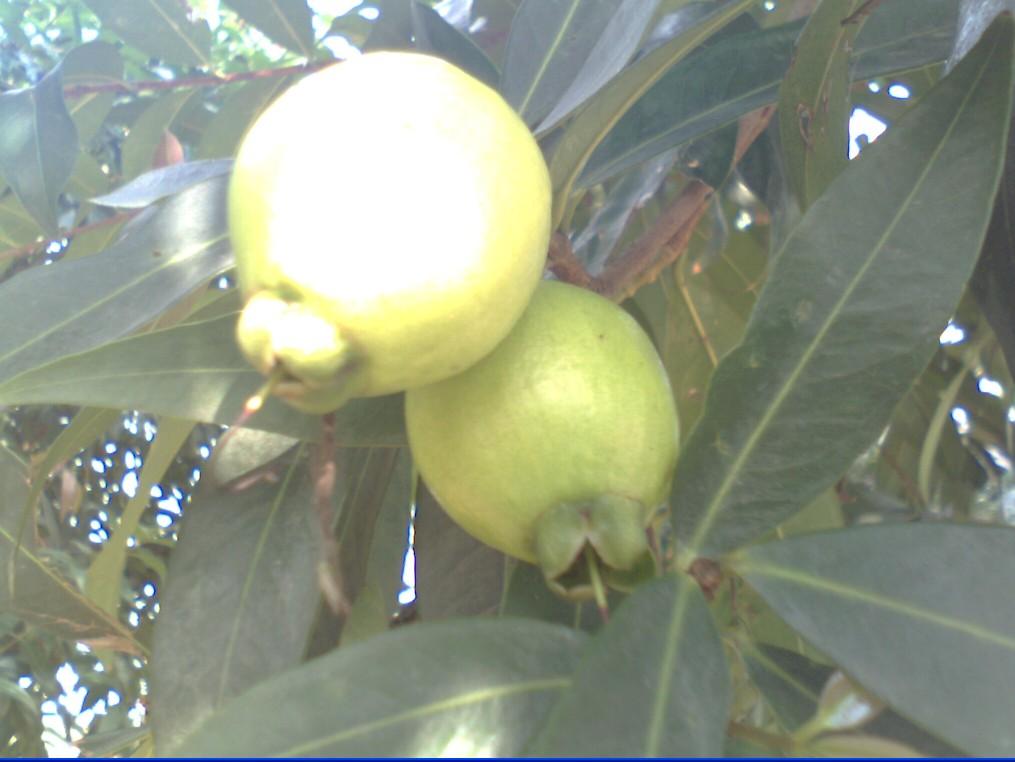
[236,291,363,409]
[535,494,659,601]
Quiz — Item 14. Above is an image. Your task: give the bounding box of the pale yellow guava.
[405,281,680,594]
[230,52,551,412]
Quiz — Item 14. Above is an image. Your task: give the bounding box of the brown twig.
[546,231,593,288]
[0,211,134,263]
[560,105,777,303]
[313,412,349,616]
[61,60,334,99]
[842,0,883,26]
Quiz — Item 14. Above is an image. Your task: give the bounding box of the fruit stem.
[584,546,610,623]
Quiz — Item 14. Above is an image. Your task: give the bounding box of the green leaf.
[224,0,315,57]
[582,1,958,188]
[175,618,585,756]
[120,91,197,180]
[85,417,194,616]
[671,15,1015,557]
[66,151,112,202]
[0,447,140,652]
[971,108,1015,379]
[548,0,753,228]
[82,0,212,67]
[151,445,322,753]
[196,77,291,160]
[0,62,78,234]
[740,643,829,731]
[337,448,413,646]
[206,428,299,488]
[0,192,41,248]
[0,311,407,447]
[61,41,124,144]
[777,0,866,210]
[529,572,730,756]
[410,2,499,87]
[92,159,232,208]
[0,177,231,387]
[413,484,506,620]
[731,523,1015,756]
[501,0,622,126]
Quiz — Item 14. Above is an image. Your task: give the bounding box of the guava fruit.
[229,51,551,413]
[405,280,680,598]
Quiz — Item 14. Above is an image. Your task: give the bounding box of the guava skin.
[405,280,681,574]
[229,52,551,412]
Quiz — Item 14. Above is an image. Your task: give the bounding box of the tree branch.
[0,211,134,263]
[551,105,776,302]
[62,60,334,99]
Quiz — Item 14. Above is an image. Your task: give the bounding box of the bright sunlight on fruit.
[230,51,552,413]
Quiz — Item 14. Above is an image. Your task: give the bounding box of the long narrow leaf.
[672,14,1015,557]
[732,523,1015,755]
[175,619,585,757]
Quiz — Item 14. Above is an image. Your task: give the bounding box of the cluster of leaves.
[1,0,1015,757]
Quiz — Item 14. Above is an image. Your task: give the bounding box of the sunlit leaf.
[175,618,585,756]
[0,311,406,446]
[92,160,232,208]
[224,0,315,57]
[81,0,212,67]
[0,176,232,387]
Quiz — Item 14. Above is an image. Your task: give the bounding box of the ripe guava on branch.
[229,51,552,413]
[405,280,681,598]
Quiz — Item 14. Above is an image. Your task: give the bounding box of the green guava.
[229,51,551,413]
[405,280,681,597]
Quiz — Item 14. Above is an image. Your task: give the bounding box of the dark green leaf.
[0,447,139,652]
[583,1,958,187]
[92,160,233,208]
[175,618,585,757]
[777,0,866,210]
[411,2,499,87]
[671,16,1015,557]
[338,449,413,645]
[971,111,1015,378]
[0,193,41,248]
[536,0,662,133]
[0,176,232,387]
[501,0,623,126]
[224,0,316,57]
[732,523,1015,756]
[548,0,753,227]
[413,484,506,619]
[151,445,322,753]
[529,572,730,756]
[741,644,830,731]
[0,311,407,447]
[82,0,212,67]
[0,63,77,234]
